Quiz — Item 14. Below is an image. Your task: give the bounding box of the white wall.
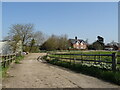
[0,41,13,55]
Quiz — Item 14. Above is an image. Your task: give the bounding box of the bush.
[15,55,24,64]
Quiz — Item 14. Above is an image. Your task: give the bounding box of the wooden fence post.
[74,54,76,66]
[81,53,83,63]
[94,55,96,64]
[14,54,16,61]
[60,54,62,65]
[4,56,6,68]
[8,55,10,65]
[70,52,71,65]
[112,53,117,71]
[10,55,12,62]
[98,54,101,64]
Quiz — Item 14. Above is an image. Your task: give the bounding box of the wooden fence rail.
[0,53,18,68]
[49,52,120,71]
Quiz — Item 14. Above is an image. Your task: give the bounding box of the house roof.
[118,43,120,48]
[69,39,85,44]
[106,42,120,47]
[106,42,120,48]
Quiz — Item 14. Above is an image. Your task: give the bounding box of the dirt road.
[2,53,120,88]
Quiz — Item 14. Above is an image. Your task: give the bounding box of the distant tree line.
[88,36,119,50]
[5,23,71,52]
[5,23,119,52]
[40,34,70,51]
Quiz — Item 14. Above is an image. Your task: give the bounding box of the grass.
[2,66,9,78]
[15,55,24,64]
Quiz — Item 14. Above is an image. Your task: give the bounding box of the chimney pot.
[75,36,77,40]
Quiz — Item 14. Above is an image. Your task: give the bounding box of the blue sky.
[2,2,118,44]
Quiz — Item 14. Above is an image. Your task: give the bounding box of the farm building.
[105,42,120,51]
[0,40,23,55]
[69,37,87,50]
[0,40,13,55]
[104,45,113,51]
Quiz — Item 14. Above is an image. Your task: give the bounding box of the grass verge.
[15,55,24,64]
[2,55,24,78]
[2,66,9,78]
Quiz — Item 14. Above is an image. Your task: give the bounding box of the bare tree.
[9,24,34,45]
[33,31,47,46]
[6,24,34,52]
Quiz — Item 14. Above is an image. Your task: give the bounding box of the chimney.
[75,36,77,40]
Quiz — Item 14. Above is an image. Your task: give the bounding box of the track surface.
[2,53,120,88]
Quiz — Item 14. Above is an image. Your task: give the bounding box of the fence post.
[3,56,6,68]
[70,52,71,66]
[11,55,13,62]
[61,54,62,65]
[94,55,96,64]
[99,53,101,64]
[81,53,83,63]
[15,53,17,61]
[7,55,10,66]
[74,54,76,66]
[112,53,117,71]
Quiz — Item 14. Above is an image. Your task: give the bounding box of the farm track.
[2,53,120,88]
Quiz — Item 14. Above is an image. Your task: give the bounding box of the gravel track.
[2,53,120,88]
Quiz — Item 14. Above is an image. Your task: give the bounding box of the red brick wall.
[73,43,87,49]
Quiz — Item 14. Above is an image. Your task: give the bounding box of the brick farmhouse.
[69,37,87,50]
